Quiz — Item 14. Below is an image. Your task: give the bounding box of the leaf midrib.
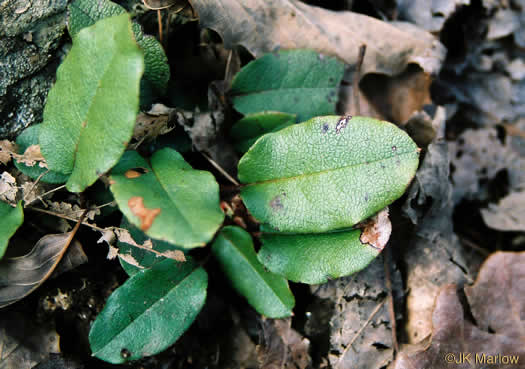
[242,149,417,185]
[220,233,291,311]
[93,267,200,354]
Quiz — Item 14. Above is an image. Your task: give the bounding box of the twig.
[353,45,366,116]
[142,0,173,10]
[459,236,490,256]
[27,206,105,232]
[338,298,386,364]
[200,152,240,186]
[25,184,66,206]
[22,169,48,204]
[383,249,399,354]
[157,9,163,45]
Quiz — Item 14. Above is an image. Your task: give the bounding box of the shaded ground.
[1,0,524,368]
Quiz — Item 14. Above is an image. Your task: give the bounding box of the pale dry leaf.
[160,249,186,262]
[128,196,161,231]
[0,172,17,204]
[190,0,445,76]
[106,245,119,260]
[0,140,17,165]
[118,253,143,269]
[481,191,525,232]
[48,202,100,221]
[358,208,391,251]
[20,181,45,205]
[16,145,47,168]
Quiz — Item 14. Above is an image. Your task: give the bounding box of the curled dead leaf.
[128,196,162,231]
[358,208,392,250]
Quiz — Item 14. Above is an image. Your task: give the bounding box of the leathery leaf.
[238,115,419,233]
[212,226,294,318]
[39,14,144,192]
[0,201,23,260]
[89,259,207,363]
[109,148,224,248]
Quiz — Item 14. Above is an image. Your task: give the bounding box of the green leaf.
[68,0,170,96]
[39,14,144,193]
[117,216,185,276]
[68,0,125,36]
[0,201,23,260]
[230,111,296,153]
[257,230,380,284]
[14,125,69,184]
[89,259,207,364]
[212,226,294,318]
[230,50,344,122]
[110,148,224,248]
[238,116,419,233]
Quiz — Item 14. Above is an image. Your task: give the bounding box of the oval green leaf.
[230,50,344,122]
[230,111,296,153]
[238,116,419,233]
[212,226,294,318]
[69,0,170,96]
[0,201,23,260]
[40,14,144,193]
[110,148,224,248]
[14,125,69,184]
[89,259,207,363]
[258,230,380,284]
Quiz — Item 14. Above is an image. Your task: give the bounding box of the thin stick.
[27,206,105,232]
[157,9,163,45]
[201,152,240,186]
[142,0,173,10]
[25,184,66,206]
[383,250,399,354]
[22,169,48,204]
[338,298,386,364]
[353,45,366,116]
[224,49,233,82]
[459,236,490,256]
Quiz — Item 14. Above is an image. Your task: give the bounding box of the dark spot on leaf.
[380,164,386,169]
[269,195,284,211]
[81,121,87,128]
[335,115,352,134]
[329,77,334,83]
[294,96,299,103]
[322,123,329,133]
[121,348,132,359]
[364,193,369,202]
[392,145,397,151]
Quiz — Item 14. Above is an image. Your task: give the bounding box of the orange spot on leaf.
[128,196,161,231]
[125,170,142,179]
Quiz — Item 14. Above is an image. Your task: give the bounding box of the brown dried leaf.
[0,234,81,308]
[394,280,525,369]
[358,208,391,250]
[160,249,186,262]
[190,0,445,76]
[481,191,525,232]
[464,252,525,339]
[0,312,60,368]
[131,104,176,148]
[0,140,17,165]
[0,172,18,204]
[257,318,311,369]
[128,196,161,231]
[17,144,47,168]
[48,202,100,221]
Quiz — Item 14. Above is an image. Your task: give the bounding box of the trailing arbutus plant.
[0,1,419,364]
